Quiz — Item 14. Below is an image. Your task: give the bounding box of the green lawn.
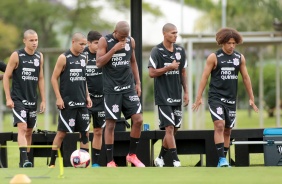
[0,167,282,184]
[0,109,281,183]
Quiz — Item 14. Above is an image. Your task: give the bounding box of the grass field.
[0,167,282,184]
[0,110,281,183]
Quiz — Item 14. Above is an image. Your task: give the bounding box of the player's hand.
[169,60,180,70]
[6,98,14,109]
[114,41,126,51]
[135,83,142,97]
[56,98,65,110]
[183,93,189,107]
[249,99,259,113]
[86,96,92,108]
[192,98,203,111]
[39,101,46,113]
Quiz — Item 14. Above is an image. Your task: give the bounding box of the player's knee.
[132,116,143,127]
[106,122,115,131]
[80,131,89,144]
[93,129,102,137]
[224,128,232,136]
[165,125,174,134]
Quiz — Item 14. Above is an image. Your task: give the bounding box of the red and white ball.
[70,149,90,168]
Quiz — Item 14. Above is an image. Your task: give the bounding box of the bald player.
[96,21,144,167]
[148,23,188,167]
[0,61,6,80]
[48,32,92,168]
[3,29,45,168]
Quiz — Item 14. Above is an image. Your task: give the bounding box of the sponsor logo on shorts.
[29,111,37,118]
[129,95,139,102]
[98,111,105,117]
[82,114,89,121]
[174,109,182,117]
[112,104,119,113]
[167,98,181,103]
[22,100,36,106]
[21,110,27,118]
[69,118,75,127]
[114,85,131,92]
[68,101,85,107]
[216,107,223,115]
[220,98,235,104]
[229,111,236,117]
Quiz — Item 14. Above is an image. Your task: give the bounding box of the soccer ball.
[70,149,90,168]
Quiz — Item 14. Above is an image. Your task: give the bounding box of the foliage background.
[0,0,282,128]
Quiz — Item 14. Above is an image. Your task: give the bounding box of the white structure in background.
[61,0,202,45]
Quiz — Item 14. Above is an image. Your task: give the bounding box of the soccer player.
[84,30,104,167]
[192,27,258,167]
[48,32,92,168]
[3,29,45,167]
[0,61,6,80]
[148,23,189,167]
[96,21,144,167]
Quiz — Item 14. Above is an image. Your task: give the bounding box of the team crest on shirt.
[233,58,239,66]
[69,118,75,127]
[175,52,181,60]
[80,59,86,67]
[20,110,27,118]
[216,107,223,115]
[34,59,39,66]
[112,104,119,113]
[125,43,130,51]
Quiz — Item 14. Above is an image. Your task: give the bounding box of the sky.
[61,0,202,45]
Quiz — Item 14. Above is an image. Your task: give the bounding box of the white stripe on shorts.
[209,106,223,120]
[230,117,236,128]
[136,103,142,114]
[175,118,182,127]
[59,110,73,133]
[12,108,26,123]
[159,107,175,125]
[102,121,106,128]
[85,123,90,131]
[104,100,118,119]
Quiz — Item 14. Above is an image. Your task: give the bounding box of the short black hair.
[87,31,102,42]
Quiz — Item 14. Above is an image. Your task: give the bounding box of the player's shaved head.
[162,23,176,33]
[115,21,130,33]
[24,29,37,38]
[72,32,86,41]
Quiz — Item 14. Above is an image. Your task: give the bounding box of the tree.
[184,0,282,115]
[186,0,282,32]
[0,20,19,60]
